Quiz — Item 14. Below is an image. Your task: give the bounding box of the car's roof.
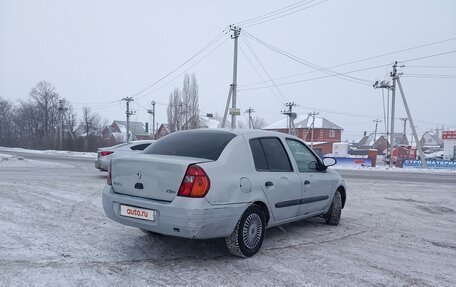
[130,140,156,145]
[99,140,156,151]
[173,128,298,139]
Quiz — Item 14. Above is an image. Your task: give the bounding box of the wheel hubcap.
[242,213,262,249]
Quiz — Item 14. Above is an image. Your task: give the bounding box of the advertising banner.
[442,131,456,140]
[403,159,456,169]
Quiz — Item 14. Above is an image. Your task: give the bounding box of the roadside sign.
[442,131,456,140]
[229,108,241,116]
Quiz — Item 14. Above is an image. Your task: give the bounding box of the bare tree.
[167,73,200,131]
[237,116,266,129]
[252,116,266,129]
[167,88,181,132]
[29,81,59,142]
[81,106,100,151]
[0,97,14,145]
[13,100,41,148]
[187,74,200,129]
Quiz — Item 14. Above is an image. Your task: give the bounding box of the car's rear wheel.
[225,205,266,258]
[324,190,342,225]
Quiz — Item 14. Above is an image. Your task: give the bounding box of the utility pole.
[246,107,255,129]
[222,86,232,128]
[178,101,183,130]
[147,100,156,139]
[222,26,241,128]
[373,119,382,143]
[58,100,63,149]
[152,101,156,139]
[389,62,398,168]
[231,26,240,129]
[400,117,408,135]
[58,100,68,150]
[309,111,319,149]
[375,62,427,168]
[396,78,428,168]
[410,125,417,147]
[400,117,408,140]
[373,79,392,161]
[281,102,297,135]
[122,97,134,142]
[179,101,188,130]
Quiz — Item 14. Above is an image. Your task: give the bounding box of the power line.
[238,49,456,91]
[238,63,388,91]
[239,35,456,88]
[236,0,317,26]
[243,31,373,86]
[405,65,456,68]
[70,28,232,111]
[239,43,286,105]
[401,50,456,63]
[294,104,380,119]
[130,27,230,100]
[241,37,288,102]
[402,73,456,78]
[135,37,229,101]
[242,0,329,28]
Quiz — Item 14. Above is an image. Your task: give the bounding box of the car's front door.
[285,139,333,215]
[249,137,301,221]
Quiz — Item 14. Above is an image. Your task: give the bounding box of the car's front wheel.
[324,190,342,225]
[225,205,266,258]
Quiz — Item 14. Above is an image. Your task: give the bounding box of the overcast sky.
[1,0,455,141]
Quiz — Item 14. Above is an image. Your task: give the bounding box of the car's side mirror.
[322,157,337,167]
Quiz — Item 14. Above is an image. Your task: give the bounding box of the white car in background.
[95,140,155,171]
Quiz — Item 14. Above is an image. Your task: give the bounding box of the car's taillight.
[100,151,113,157]
[178,165,210,198]
[107,161,112,185]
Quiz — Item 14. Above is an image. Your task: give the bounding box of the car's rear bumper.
[102,185,247,239]
[94,159,108,171]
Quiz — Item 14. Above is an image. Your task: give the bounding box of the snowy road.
[1,152,455,286]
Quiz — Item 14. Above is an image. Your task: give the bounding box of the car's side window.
[130,143,151,151]
[250,137,293,172]
[250,139,268,171]
[286,139,319,172]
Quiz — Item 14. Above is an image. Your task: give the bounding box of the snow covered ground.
[0,152,455,286]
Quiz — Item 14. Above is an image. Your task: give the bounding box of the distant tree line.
[0,81,105,151]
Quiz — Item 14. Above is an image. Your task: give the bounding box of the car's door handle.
[304,180,311,185]
[265,181,274,187]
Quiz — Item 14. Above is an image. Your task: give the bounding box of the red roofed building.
[263,116,343,155]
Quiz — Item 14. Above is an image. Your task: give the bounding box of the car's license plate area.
[120,205,156,221]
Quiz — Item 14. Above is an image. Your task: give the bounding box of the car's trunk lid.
[111,154,211,202]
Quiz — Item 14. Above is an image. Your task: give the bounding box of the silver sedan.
[102,129,346,257]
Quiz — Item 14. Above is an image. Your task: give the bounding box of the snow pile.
[0,153,71,168]
[0,147,96,158]
[0,153,25,164]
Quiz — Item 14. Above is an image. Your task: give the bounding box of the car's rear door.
[285,139,333,215]
[249,137,301,221]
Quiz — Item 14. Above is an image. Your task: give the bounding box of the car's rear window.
[143,130,236,161]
